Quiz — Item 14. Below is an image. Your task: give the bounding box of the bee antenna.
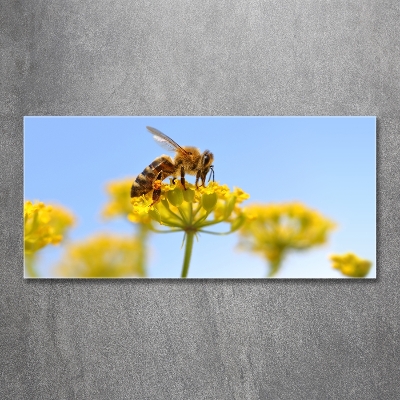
[208,165,215,182]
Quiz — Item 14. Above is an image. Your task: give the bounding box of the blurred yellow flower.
[330,253,372,278]
[24,200,75,255]
[102,177,152,224]
[238,202,336,277]
[101,177,151,278]
[54,233,146,278]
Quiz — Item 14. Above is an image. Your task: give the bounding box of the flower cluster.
[238,202,336,276]
[129,180,249,233]
[54,233,145,278]
[330,253,372,278]
[24,201,75,255]
[129,180,249,278]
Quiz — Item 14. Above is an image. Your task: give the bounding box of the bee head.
[201,150,214,169]
[200,150,215,183]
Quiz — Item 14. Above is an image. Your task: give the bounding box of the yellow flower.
[24,200,75,255]
[129,180,249,233]
[102,177,152,224]
[238,202,336,276]
[54,233,146,278]
[129,180,250,278]
[330,253,372,278]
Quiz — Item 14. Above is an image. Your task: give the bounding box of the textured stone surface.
[2,1,399,399]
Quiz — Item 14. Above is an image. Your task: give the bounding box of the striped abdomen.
[130,156,175,198]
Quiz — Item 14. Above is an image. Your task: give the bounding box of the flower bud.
[183,188,195,203]
[167,187,184,207]
[201,193,218,211]
[224,196,237,219]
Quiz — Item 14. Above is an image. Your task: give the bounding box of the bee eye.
[188,152,192,155]
[204,155,209,163]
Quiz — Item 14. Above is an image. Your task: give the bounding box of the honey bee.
[131,126,215,205]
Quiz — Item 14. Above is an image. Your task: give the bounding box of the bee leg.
[180,166,187,190]
[208,166,215,183]
[202,172,209,187]
[195,171,202,189]
[150,171,163,207]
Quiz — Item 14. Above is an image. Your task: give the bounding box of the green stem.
[267,260,281,278]
[25,253,37,278]
[267,249,285,277]
[198,229,233,235]
[149,228,183,234]
[181,231,195,278]
[192,203,203,218]
[136,223,148,277]
[188,202,193,221]
[195,217,223,228]
[192,211,214,228]
[177,207,188,224]
[167,209,185,223]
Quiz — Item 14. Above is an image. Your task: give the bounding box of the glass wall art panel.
[24,116,376,279]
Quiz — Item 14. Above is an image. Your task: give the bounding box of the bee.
[131,126,215,205]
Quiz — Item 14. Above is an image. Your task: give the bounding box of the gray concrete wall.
[2,1,399,399]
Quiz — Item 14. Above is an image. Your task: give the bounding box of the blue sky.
[24,116,376,278]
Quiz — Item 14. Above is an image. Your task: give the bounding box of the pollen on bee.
[153,181,162,190]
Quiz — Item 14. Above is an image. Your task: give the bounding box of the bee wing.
[146,126,189,154]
